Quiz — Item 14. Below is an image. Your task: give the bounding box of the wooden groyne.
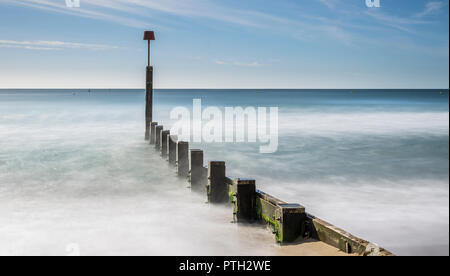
[142,30,393,256]
[146,122,394,256]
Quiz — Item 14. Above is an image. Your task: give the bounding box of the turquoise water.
[0,89,448,255]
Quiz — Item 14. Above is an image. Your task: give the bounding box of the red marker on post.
[143,31,155,67]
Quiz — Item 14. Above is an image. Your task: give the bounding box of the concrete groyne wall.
[148,122,394,256]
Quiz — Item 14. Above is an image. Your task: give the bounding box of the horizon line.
[1,88,449,90]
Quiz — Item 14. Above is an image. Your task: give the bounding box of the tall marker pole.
[143,31,155,140]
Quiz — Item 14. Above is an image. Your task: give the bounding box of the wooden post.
[254,191,307,243]
[155,125,163,150]
[177,141,189,178]
[161,130,170,158]
[276,204,306,243]
[234,179,257,222]
[150,122,158,144]
[208,161,227,203]
[168,135,178,165]
[145,66,153,140]
[190,149,205,193]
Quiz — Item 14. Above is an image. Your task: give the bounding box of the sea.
[0,89,448,256]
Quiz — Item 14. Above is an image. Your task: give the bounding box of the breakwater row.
[146,122,394,256]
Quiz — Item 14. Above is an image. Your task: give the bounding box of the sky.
[0,0,448,89]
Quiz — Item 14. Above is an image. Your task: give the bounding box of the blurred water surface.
[0,89,448,255]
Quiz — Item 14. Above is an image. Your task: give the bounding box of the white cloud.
[214,60,226,65]
[214,59,262,67]
[414,1,446,18]
[0,40,118,51]
[0,0,445,54]
[364,9,431,34]
[0,44,58,50]
[232,61,262,67]
[3,0,157,29]
[317,0,340,9]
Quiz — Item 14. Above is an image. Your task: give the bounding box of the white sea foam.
[158,106,449,255]
[278,111,449,136]
[0,119,278,256]
[1,91,448,255]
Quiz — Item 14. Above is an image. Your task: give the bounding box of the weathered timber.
[190,149,206,192]
[150,122,158,144]
[176,141,189,178]
[144,66,153,140]
[161,130,170,158]
[154,125,163,150]
[306,214,393,256]
[255,190,305,243]
[207,161,228,204]
[232,179,257,222]
[168,135,178,165]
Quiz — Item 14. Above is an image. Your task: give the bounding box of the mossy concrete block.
[308,216,395,255]
[256,197,278,220]
[308,215,368,255]
[255,192,305,243]
[256,197,280,240]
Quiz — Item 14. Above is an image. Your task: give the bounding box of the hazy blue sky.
[0,0,448,88]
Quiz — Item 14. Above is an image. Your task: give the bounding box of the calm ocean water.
[0,89,448,255]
